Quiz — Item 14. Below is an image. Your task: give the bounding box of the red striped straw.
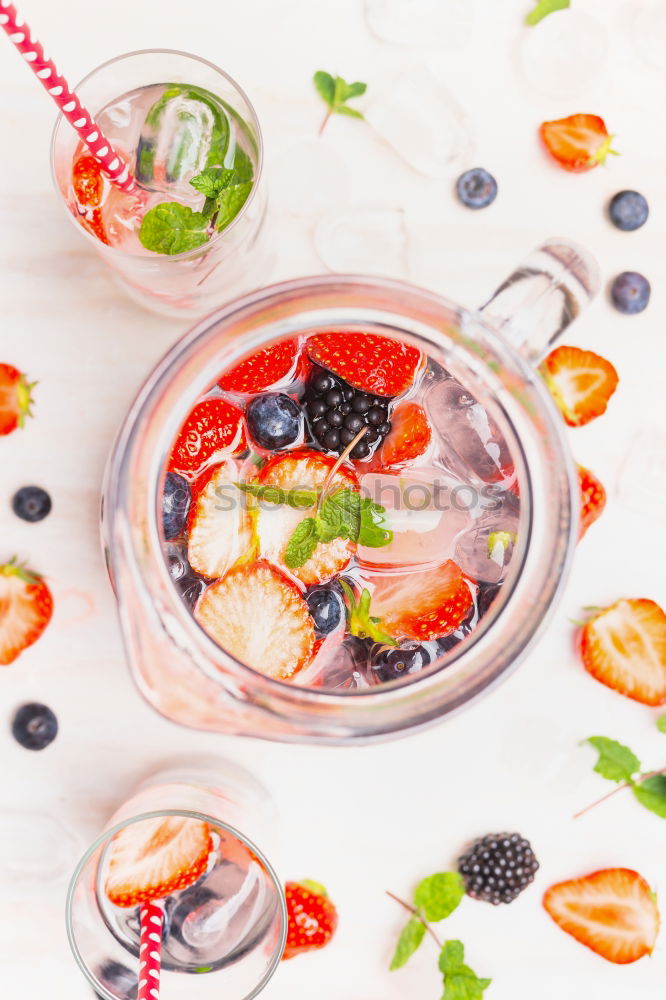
[0,0,135,192]
[138,901,164,1000]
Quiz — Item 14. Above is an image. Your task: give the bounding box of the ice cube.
[313,207,408,278]
[296,636,373,690]
[365,66,474,177]
[364,0,475,48]
[520,11,608,100]
[453,507,519,584]
[616,427,666,521]
[271,139,351,217]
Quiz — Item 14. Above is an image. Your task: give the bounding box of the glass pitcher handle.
[478,238,600,363]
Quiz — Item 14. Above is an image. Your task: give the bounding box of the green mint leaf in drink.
[284,517,321,569]
[190,166,238,198]
[389,917,426,971]
[586,736,641,784]
[358,498,393,547]
[414,873,465,922]
[236,483,318,508]
[632,775,666,818]
[525,0,570,26]
[215,181,253,231]
[231,144,254,183]
[439,940,491,999]
[313,70,336,108]
[138,203,210,255]
[657,714,666,734]
[318,489,361,542]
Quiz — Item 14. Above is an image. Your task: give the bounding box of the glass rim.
[65,807,287,1000]
[49,47,265,263]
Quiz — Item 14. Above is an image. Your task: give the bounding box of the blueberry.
[312,371,334,394]
[324,388,343,407]
[162,471,191,539]
[306,587,344,635]
[11,703,58,750]
[246,392,302,450]
[367,406,385,426]
[477,581,501,618]
[456,168,498,209]
[351,439,370,459]
[323,429,341,451]
[308,398,327,418]
[372,641,433,682]
[95,960,138,1000]
[608,190,649,232]
[327,409,344,427]
[165,544,205,607]
[11,486,52,523]
[610,271,650,314]
[344,413,364,432]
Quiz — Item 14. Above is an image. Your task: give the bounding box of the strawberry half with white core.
[194,562,315,679]
[105,816,213,908]
[540,346,619,427]
[187,460,255,578]
[0,560,53,666]
[363,559,474,642]
[255,449,360,586]
[169,397,247,478]
[218,338,305,394]
[306,331,422,397]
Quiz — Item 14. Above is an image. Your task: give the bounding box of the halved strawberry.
[218,338,305,394]
[578,465,606,539]
[368,559,474,641]
[306,331,422,397]
[540,114,617,173]
[194,562,315,679]
[379,401,431,467]
[543,868,660,964]
[283,880,339,960]
[579,598,666,706]
[0,364,36,436]
[256,449,359,586]
[79,208,110,246]
[170,397,246,477]
[540,346,619,427]
[187,460,255,578]
[105,816,213,908]
[0,560,53,666]
[73,155,104,207]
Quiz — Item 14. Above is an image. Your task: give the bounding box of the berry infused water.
[160,330,521,690]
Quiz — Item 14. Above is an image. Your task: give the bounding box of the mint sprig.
[574,736,666,820]
[313,71,367,134]
[283,489,392,569]
[439,941,491,1000]
[525,0,570,26]
[236,482,318,508]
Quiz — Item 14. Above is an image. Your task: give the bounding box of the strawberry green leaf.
[657,714,666,734]
[339,580,396,645]
[358,498,393,547]
[138,202,210,255]
[586,736,641,784]
[525,0,570,26]
[632,775,666,818]
[390,917,426,971]
[313,70,336,108]
[414,873,465,922]
[284,517,320,569]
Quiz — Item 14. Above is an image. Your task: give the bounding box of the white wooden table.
[1,0,665,997]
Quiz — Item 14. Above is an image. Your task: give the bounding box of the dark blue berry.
[312,371,335,394]
[372,641,434,682]
[11,703,58,750]
[351,394,371,413]
[306,587,344,635]
[324,388,343,407]
[308,398,327,418]
[608,190,649,232]
[95,960,138,1000]
[456,168,498,209]
[162,471,191,539]
[11,486,52,523]
[477,581,501,618]
[344,413,364,432]
[351,439,370,459]
[610,271,650,314]
[367,406,385,426]
[165,544,205,607]
[323,429,341,451]
[247,393,301,450]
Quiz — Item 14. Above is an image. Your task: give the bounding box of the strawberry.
[0,364,36,436]
[256,449,359,586]
[80,208,110,246]
[187,461,255,578]
[577,465,606,539]
[368,559,474,641]
[379,401,431,467]
[540,114,617,173]
[0,560,53,666]
[540,346,619,427]
[543,868,660,964]
[105,816,213,908]
[579,598,666,706]
[306,331,421,397]
[72,155,104,207]
[194,562,315,679]
[283,880,339,960]
[170,397,246,477]
[218,338,305,394]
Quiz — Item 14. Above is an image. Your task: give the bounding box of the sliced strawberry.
[0,364,36,436]
[218,338,305,394]
[543,868,660,964]
[380,401,431,467]
[283,880,339,960]
[187,460,255,578]
[579,598,666,706]
[306,331,422,397]
[170,397,246,477]
[194,562,315,680]
[578,465,606,539]
[0,560,53,666]
[256,449,359,586]
[540,114,617,173]
[368,559,474,641]
[105,816,213,908]
[73,154,104,207]
[540,346,619,427]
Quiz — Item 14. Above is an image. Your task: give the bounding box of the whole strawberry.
[282,880,338,960]
[0,364,36,436]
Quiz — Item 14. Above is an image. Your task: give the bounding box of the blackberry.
[458,832,539,905]
[303,366,393,460]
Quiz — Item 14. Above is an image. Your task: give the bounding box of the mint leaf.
[231,144,254,183]
[632,775,666,818]
[439,940,465,973]
[344,81,367,99]
[336,105,365,120]
[313,70,367,132]
[586,736,641,784]
[284,517,320,569]
[318,489,361,543]
[236,483,317,508]
[390,917,426,971]
[190,166,237,198]
[439,941,491,1000]
[138,202,210,255]
[215,181,253,230]
[358,498,393,547]
[313,70,336,108]
[414,873,465,922]
[525,0,570,25]
[657,715,666,734]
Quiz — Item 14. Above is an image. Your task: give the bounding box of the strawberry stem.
[386,891,442,948]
